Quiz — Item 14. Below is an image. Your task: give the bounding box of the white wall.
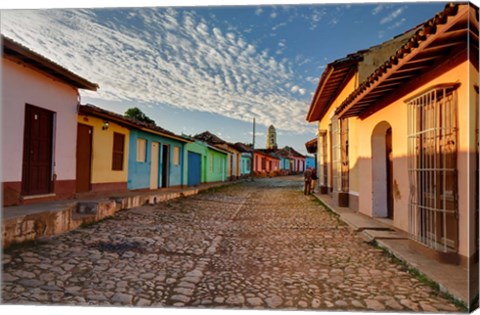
[1,58,79,182]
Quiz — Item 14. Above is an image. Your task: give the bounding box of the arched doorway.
[371,121,393,219]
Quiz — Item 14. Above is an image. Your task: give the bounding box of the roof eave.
[336,3,474,118]
[306,55,362,123]
[79,105,191,143]
[3,36,98,91]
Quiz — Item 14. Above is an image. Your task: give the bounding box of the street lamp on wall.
[102,120,109,130]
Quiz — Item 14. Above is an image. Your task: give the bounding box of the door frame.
[371,121,393,219]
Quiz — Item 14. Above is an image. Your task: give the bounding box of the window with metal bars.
[340,118,349,192]
[407,84,459,253]
[331,116,349,193]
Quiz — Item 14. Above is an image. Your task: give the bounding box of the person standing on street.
[304,167,312,195]
[310,168,318,194]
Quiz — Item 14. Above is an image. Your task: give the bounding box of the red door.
[76,123,93,192]
[22,104,54,196]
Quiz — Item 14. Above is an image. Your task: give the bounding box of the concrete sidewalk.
[311,192,473,308]
[2,180,241,248]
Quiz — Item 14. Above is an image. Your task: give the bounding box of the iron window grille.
[407,84,459,253]
[331,116,349,193]
[340,118,349,192]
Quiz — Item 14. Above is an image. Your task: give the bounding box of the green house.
[184,140,228,186]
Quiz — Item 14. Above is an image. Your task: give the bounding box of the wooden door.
[386,127,394,219]
[150,142,159,189]
[22,104,54,196]
[76,123,92,193]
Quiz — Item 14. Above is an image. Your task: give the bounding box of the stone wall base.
[2,189,200,248]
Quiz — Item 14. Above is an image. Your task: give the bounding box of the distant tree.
[125,107,155,125]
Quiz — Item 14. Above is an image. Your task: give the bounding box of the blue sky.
[1,1,451,154]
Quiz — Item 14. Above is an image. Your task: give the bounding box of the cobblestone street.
[2,176,461,312]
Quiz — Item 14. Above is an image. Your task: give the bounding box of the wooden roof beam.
[395,65,430,73]
[421,40,466,52]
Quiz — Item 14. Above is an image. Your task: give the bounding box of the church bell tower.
[266,125,277,150]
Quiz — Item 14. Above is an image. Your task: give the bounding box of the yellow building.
[77,105,130,194]
[307,1,478,282]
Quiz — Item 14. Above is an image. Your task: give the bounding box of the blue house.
[240,154,252,176]
[270,150,291,175]
[279,156,291,173]
[128,125,190,190]
[305,155,316,170]
[232,143,252,177]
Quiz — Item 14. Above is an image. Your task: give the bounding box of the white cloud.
[248,131,265,137]
[305,76,318,84]
[1,8,312,133]
[254,7,263,16]
[270,11,277,19]
[309,8,326,30]
[272,22,287,31]
[372,5,384,15]
[380,6,406,25]
[388,17,406,30]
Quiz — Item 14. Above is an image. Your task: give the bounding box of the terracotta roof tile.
[79,104,189,142]
[335,2,477,117]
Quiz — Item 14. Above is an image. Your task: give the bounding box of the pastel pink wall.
[1,58,79,183]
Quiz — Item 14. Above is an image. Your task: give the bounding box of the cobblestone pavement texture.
[2,176,461,311]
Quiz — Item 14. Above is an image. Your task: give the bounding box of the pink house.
[2,36,98,206]
[253,149,280,176]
